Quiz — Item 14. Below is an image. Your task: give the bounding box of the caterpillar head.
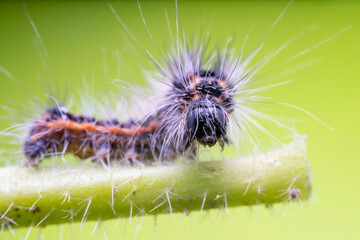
[173,69,235,149]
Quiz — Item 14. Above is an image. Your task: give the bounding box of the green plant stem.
[0,136,311,229]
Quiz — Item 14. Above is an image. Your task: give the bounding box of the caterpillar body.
[23,53,237,166]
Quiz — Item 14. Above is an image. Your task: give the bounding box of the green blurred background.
[0,0,359,239]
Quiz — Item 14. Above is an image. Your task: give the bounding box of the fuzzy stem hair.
[0,136,311,229]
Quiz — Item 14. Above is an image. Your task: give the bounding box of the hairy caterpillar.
[23,48,236,166]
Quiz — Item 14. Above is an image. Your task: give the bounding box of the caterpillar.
[23,49,237,166]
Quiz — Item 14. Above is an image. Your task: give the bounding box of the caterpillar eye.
[186,104,227,147]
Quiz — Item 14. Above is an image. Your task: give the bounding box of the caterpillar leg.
[218,136,231,151]
[94,143,112,168]
[123,150,145,167]
[95,142,111,159]
[24,139,47,166]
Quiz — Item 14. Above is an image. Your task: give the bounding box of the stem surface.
[0,136,311,229]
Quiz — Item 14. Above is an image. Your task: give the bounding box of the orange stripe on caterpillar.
[44,119,159,136]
